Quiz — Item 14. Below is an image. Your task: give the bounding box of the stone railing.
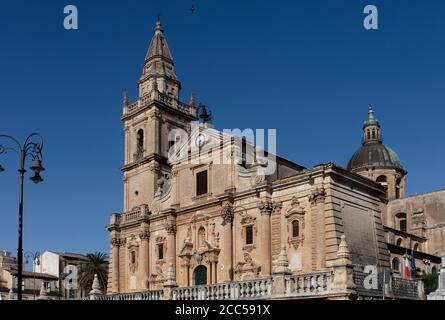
[122,205,150,223]
[285,271,334,297]
[95,290,163,301]
[124,90,197,117]
[353,269,423,300]
[172,278,273,300]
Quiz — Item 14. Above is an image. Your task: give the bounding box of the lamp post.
[24,251,40,299]
[0,133,45,301]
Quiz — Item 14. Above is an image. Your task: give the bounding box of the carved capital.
[259,201,273,215]
[221,202,234,226]
[149,163,161,172]
[139,230,150,241]
[272,201,282,214]
[166,224,177,235]
[309,187,326,205]
[111,238,125,248]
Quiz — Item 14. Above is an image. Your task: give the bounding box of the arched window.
[137,129,144,154]
[414,243,419,251]
[432,267,438,274]
[131,251,136,264]
[396,238,403,246]
[372,129,376,139]
[376,175,388,187]
[367,129,371,140]
[392,258,400,272]
[396,213,407,232]
[292,220,300,238]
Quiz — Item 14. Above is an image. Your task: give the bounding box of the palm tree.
[78,252,108,294]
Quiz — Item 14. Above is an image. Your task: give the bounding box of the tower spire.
[139,19,181,99]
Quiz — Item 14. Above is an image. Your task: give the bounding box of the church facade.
[105,20,443,299]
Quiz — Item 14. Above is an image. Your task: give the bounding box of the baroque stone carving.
[166,224,177,235]
[111,238,125,247]
[234,253,261,281]
[309,187,326,205]
[139,230,150,241]
[272,201,282,214]
[286,196,306,249]
[259,201,273,215]
[221,202,234,226]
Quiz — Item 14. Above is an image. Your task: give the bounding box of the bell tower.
[347,106,407,200]
[362,107,382,145]
[121,19,197,212]
[138,18,181,101]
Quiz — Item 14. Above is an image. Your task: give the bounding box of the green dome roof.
[347,143,404,172]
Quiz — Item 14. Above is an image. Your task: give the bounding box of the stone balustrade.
[285,271,334,297]
[82,270,423,301]
[124,90,197,118]
[172,278,273,300]
[95,290,163,301]
[122,205,150,223]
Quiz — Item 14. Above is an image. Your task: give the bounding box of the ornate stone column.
[309,187,326,270]
[259,201,273,276]
[139,223,150,290]
[110,234,121,293]
[166,217,177,272]
[213,261,218,284]
[221,202,234,281]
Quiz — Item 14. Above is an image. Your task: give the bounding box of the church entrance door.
[194,265,207,285]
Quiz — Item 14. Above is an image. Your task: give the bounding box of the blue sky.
[1,0,444,262]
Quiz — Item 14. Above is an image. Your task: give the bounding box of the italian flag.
[404,251,411,278]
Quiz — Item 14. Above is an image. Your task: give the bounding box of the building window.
[376,175,387,187]
[395,212,407,232]
[131,251,136,264]
[196,170,208,196]
[158,244,164,260]
[137,129,144,152]
[396,238,403,246]
[432,267,438,274]
[44,281,51,293]
[292,220,300,238]
[392,258,400,272]
[245,226,253,245]
[396,178,402,199]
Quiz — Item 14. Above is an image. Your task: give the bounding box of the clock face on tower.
[195,134,206,148]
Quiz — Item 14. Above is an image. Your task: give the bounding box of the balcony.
[123,90,197,118]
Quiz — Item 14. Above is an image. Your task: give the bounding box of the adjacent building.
[0,251,59,300]
[0,250,89,300]
[35,251,89,299]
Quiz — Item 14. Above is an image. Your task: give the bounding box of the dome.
[347,143,404,172]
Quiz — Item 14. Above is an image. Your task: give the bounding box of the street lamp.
[24,251,41,299]
[0,133,45,301]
